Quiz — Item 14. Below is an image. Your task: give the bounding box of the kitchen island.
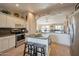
[25,32,70,56]
[25,34,51,56]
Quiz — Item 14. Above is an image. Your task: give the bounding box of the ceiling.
[0,3,55,13]
[36,3,76,16]
[0,3,76,16]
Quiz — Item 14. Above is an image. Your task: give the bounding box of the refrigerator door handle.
[72,24,74,43]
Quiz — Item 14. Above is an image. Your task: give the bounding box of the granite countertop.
[26,35,48,39]
[25,35,52,47]
[25,34,48,39]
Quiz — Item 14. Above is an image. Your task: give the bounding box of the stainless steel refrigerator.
[70,10,79,56]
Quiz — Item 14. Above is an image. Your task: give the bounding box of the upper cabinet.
[20,19,26,28]
[6,15,15,28]
[14,18,26,28]
[0,13,7,28]
[0,13,27,28]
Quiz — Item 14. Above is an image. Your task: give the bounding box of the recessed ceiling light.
[16,4,19,7]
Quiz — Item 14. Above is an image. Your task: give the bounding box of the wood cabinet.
[0,13,7,27]
[0,35,15,52]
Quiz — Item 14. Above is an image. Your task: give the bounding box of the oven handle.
[16,33,25,36]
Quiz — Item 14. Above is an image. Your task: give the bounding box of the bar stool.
[24,42,46,56]
[23,42,35,56]
[32,45,37,56]
[34,43,46,56]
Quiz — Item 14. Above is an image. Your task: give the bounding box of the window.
[54,25,64,31]
[41,25,50,32]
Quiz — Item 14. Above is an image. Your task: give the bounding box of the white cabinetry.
[51,34,70,46]
[6,15,15,28]
[20,19,26,28]
[0,13,7,27]
[0,38,2,52]
[0,13,27,28]
[15,18,26,28]
[8,35,15,48]
[1,37,9,51]
[23,20,26,28]
[0,35,15,52]
[15,18,22,28]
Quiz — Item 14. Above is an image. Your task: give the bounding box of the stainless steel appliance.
[11,28,28,47]
[69,10,79,56]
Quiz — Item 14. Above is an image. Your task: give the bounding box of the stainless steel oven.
[15,33,25,47]
[11,28,28,47]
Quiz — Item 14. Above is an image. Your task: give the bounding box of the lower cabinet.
[8,35,15,48]
[0,38,2,52]
[0,35,15,52]
[1,37,9,51]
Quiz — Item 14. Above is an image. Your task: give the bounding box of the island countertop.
[25,33,52,56]
[25,33,49,39]
[26,35,48,39]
